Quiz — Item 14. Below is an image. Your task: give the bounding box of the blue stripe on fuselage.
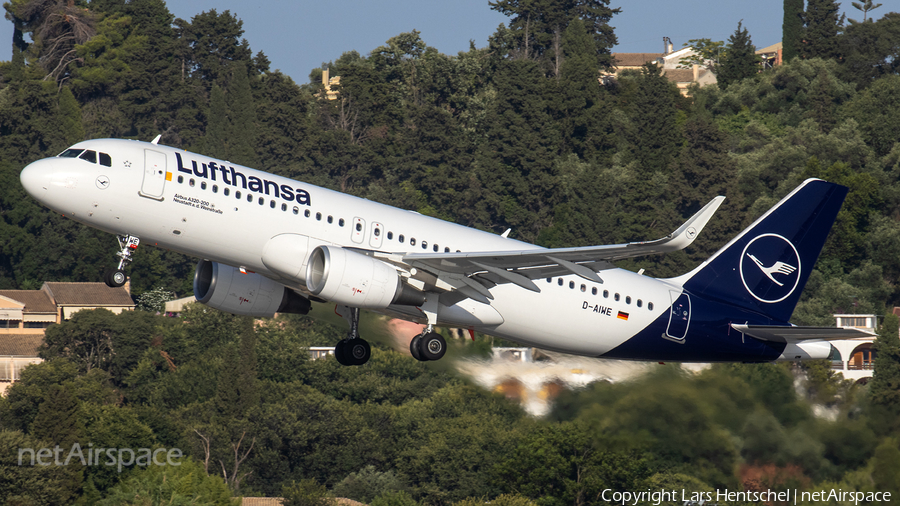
[601,294,787,362]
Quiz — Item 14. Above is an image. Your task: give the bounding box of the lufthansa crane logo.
[739,234,801,303]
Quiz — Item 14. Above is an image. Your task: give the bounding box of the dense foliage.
[1,0,900,503]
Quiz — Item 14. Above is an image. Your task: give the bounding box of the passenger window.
[247,194,252,202]
[558,279,563,286]
[293,206,299,215]
[236,191,242,199]
[648,302,654,310]
[258,197,264,205]
[281,203,287,211]
[355,223,362,232]
[99,152,112,167]
[615,293,620,301]
[580,284,586,292]
[270,200,276,208]
[177,175,184,184]
[603,290,609,298]
[327,215,333,224]
[387,231,393,240]
[410,238,416,246]
[421,241,427,250]
[189,179,195,187]
[79,150,97,163]
[434,244,439,252]
[546,278,552,283]
[212,184,218,193]
[305,209,311,218]
[398,235,405,243]
[637,299,643,308]
[201,181,207,190]
[626,296,631,304]
[444,247,450,252]
[224,188,230,196]
[569,281,575,289]
[592,287,597,295]
[374,227,381,237]
[316,212,322,221]
[339,218,345,227]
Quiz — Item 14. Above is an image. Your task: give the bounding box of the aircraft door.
[140,149,167,200]
[665,291,691,341]
[351,217,365,244]
[369,222,384,249]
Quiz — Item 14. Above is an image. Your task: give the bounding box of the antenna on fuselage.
[150,134,161,145]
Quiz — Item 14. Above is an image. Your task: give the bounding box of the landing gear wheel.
[346,339,371,366]
[334,340,349,366]
[420,332,447,361]
[410,335,426,362]
[104,269,127,288]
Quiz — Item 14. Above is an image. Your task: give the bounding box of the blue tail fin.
[678,179,847,323]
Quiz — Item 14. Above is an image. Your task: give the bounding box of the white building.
[829,314,878,383]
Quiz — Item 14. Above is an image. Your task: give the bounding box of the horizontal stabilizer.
[731,324,876,343]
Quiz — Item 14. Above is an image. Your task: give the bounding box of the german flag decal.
[617,311,629,321]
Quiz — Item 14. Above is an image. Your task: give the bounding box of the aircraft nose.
[20,158,55,198]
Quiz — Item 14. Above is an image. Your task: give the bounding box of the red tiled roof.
[612,53,663,67]
[0,334,44,356]
[42,282,134,307]
[0,290,56,314]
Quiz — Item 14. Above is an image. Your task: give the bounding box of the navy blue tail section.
[678,179,847,323]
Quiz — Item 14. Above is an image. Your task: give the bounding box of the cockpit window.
[59,148,83,158]
[99,152,111,167]
[79,150,97,163]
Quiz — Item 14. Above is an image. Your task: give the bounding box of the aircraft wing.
[373,195,724,303]
[731,324,877,343]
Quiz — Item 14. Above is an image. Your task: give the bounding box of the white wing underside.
[731,324,877,343]
[366,196,725,304]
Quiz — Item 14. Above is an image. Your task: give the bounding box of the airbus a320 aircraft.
[19,138,874,366]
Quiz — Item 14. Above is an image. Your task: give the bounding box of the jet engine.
[193,260,311,317]
[306,245,425,309]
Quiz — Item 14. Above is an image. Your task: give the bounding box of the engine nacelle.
[306,246,425,309]
[193,260,311,317]
[776,341,834,361]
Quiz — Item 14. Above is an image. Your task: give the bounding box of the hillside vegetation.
[1,0,900,504]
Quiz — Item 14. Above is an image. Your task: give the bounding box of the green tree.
[0,430,72,505]
[224,60,257,166]
[869,312,900,435]
[332,465,408,503]
[848,0,883,24]
[282,478,335,506]
[802,0,845,60]
[783,0,804,61]
[40,308,158,386]
[840,12,900,87]
[489,0,620,69]
[97,457,239,506]
[717,21,759,90]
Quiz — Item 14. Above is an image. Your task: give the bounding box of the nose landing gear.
[104,234,139,288]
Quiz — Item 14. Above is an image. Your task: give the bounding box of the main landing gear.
[410,326,447,362]
[104,235,139,288]
[334,306,371,366]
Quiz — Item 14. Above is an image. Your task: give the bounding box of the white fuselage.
[21,139,678,357]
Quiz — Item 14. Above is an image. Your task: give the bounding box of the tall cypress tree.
[782,0,804,61]
[717,21,759,90]
[802,0,845,60]
[870,312,900,435]
[555,18,615,160]
[225,61,258,167]
[203,84,227,157]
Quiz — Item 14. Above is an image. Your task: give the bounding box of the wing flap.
[731,324,876,343]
